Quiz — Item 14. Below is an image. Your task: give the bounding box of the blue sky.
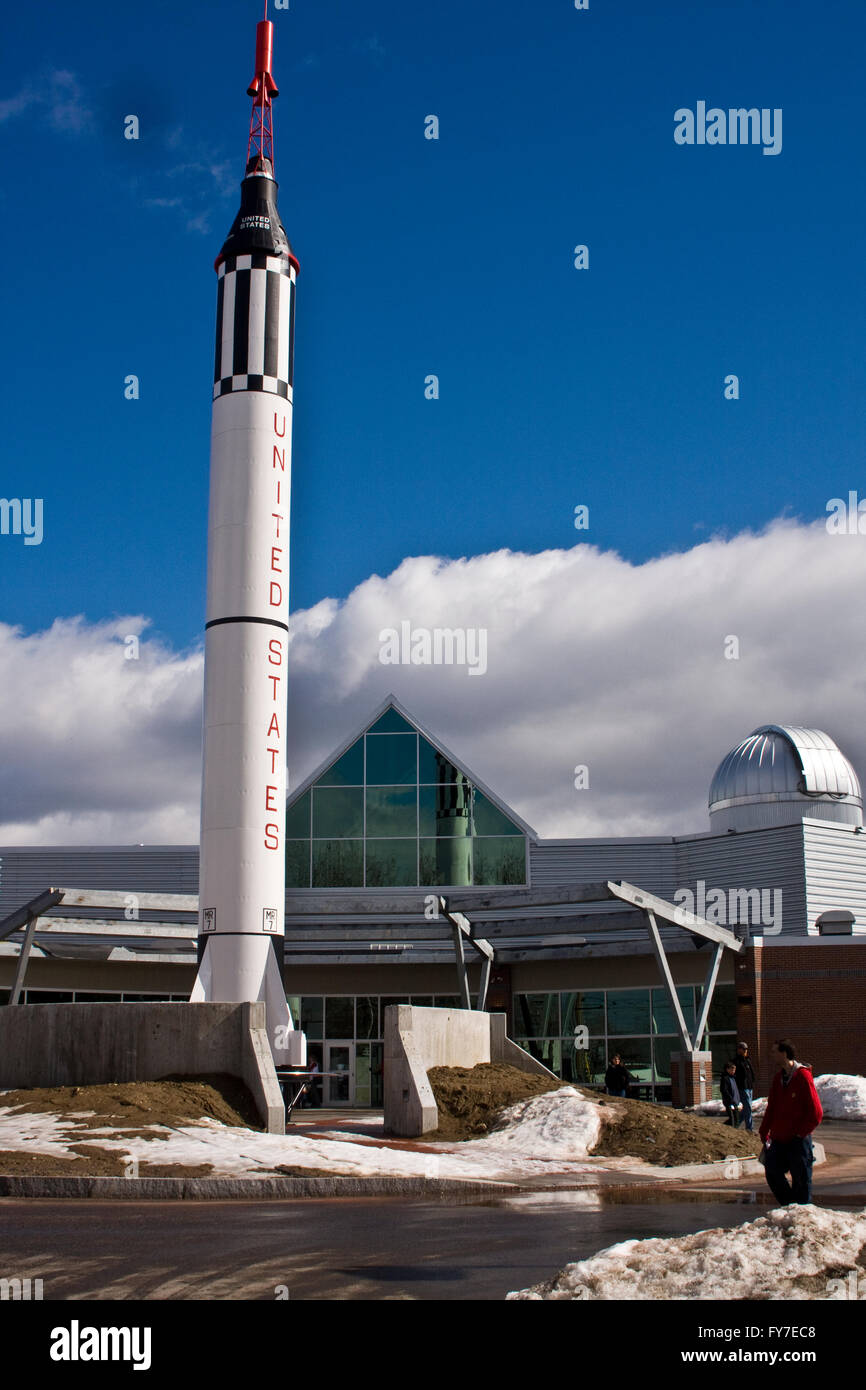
[3,0,864,648]
[4,1,866,847]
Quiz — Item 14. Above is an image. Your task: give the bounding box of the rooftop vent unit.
[816,910,855,936]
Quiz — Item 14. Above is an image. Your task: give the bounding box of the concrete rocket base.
[0,1000,288,1133]
[191,939,306,1067]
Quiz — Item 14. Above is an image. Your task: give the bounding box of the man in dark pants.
[759,1039,823,1205]
[734,1041,756,1133]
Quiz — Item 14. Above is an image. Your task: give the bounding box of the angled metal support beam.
[477,953,492,1012]
[444,884,612,914]
[9,915,40,1004]
[30,918,197,940]
[439,901,496,1010]
[608,880,743,953]
[0,888,65,942]
[451,921,472,1010]
[693,941,725,1047]
[56,889,198,913]
[644,908,693,1052]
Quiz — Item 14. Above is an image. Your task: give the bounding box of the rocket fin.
[264,946,306,1066]
[189,941,212,1002]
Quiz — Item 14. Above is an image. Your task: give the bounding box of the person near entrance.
[759,1039,823,1206]
[604,1054,632,1097]
[734,1041,756,1132]
[720,1061,742,1127]
[307,1055,322,1108]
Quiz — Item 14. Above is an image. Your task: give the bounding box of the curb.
[0,1173,520,1201]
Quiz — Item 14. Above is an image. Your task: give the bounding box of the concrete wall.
[489,1014,557,1079]
[384,1005,556,1137]
[0,1001,285,1134]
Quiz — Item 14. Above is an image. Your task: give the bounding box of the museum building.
[2,698,865,1107]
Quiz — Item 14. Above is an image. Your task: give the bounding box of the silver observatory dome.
[709,725,862,832]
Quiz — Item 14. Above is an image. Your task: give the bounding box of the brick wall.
[736,941,866,1090]
[671,1050,713,1108]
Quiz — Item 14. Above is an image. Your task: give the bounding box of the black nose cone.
[216,158,295,267]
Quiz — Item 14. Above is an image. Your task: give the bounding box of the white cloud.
[162,155,237,235]
[0,69,92,134]
[0,77,229,235]
[0,617,202,846]
[284,518,866,838]
[2,520,866,846]
[0,86,36,123]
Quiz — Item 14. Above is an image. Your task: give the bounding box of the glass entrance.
[325,1043,353,1105]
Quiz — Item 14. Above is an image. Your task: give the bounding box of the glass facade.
[285,713,527,889]
[4,985,738,1106]
[513,983,738,1100]
[287,993,475,1107]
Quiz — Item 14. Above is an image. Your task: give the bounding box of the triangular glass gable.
[285,704,526,888]
[367,708,416,734]
[316,737,364,787]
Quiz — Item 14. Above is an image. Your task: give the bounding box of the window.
[651,986,695,1036]
[365,787,417,837]
[317,739,364,786]
[652,1036,677,1085]
[299,996,323,1039]
[313,787,363,838]
[511,985,732,1102]
[365,838,417,886]
[606,989,651,1036]
[562,1037,606,1086]
[312,839,364,888]
[284,706,527,887]
[697,982,736,1034]
[286,790,311,836]
[562,991,605,1036]
[355,997,378,1038]
[325,997,354,1038]
[365,734,417,786]
[608,1037,652,1085]
[513,993,560,1037]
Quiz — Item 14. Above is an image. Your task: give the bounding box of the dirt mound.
[591,1093,763,1166]
[425,1064,763,1165]
[425,1063,565,1140]
[0,1146,214,1178]
[0,1074,260,1132]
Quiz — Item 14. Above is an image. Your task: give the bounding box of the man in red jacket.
[759,1039,823,1205]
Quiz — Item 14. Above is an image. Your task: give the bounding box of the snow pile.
[692,1097,767,1117]
[0,1102,598,1182]
[694,1073,866,1121]
[508,1205,866,1300]
[812,1074,866,1120]
[469,1088,601,1160]
[0,1107,88,1156]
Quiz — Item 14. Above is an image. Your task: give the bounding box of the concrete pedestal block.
[0,1001,285,1133]
[384,1005,557,1136]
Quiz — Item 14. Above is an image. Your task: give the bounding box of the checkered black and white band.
[213,252,296,400]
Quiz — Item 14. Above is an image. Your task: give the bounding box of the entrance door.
[325,1043,353,1105]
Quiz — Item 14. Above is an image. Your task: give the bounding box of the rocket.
[191,10,306,1067]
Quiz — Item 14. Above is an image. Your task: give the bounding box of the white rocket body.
[191,158,305,1068]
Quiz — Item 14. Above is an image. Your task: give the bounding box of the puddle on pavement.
[500,1190,606,1210]
[484,1186,866,1211]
